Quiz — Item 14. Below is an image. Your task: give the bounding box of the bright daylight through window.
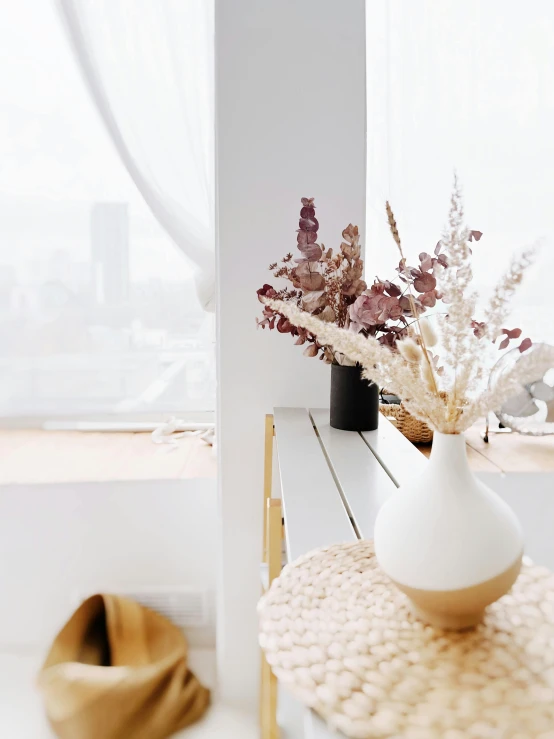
[0,1,215,419]
[366,0,554,346]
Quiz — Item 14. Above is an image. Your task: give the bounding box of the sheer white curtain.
[58,0,215,311]
[0,1,214,418]
[367,0,554,342]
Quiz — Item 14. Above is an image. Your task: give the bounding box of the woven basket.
[380,402,434,444]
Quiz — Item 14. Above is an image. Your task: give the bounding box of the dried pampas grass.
[419,319,438,348]
[397,338,423,364]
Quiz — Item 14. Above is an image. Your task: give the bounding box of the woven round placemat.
[258,540,554,739]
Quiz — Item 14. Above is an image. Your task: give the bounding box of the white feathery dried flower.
[421,360,436,393]
[419,318,438,348]
[397,338,423,364]
[484,244,539,343]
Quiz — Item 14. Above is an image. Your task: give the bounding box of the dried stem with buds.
[386,200,440,398]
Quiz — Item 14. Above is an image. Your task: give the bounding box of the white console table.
[260,407,554,739]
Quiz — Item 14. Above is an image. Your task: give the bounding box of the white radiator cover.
[73,587,211,629]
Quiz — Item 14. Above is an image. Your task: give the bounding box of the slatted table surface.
[272,407,554,739]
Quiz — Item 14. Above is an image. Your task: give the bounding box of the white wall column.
[216,0,366,710]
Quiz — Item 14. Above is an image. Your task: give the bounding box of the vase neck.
[428,432,473,483]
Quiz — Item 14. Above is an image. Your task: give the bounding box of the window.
[0,1,215,419]
[367,0,554,344]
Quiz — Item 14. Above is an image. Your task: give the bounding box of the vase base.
[410,604,485,630]
[391,553,523,631]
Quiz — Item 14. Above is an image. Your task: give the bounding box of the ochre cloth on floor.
[38,594,210,739]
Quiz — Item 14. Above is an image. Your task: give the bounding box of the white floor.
[0,649,258,739]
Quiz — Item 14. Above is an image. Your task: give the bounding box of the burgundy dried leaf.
[342,224,359,244]
[420,254,434,272]
[420,291,437,308]
[498,336,510,351]
[294,263,325,292]
[319,306,336,322]
[297,230,317,246]
[342,278,365,296]
[387,303,404,320]
[376,296,403,322]
[295,244,322,262]
[410,268,422,279]
[413,273,437,293]
[299,217,319,232]
[502,327,522,340]
[471,320,486,339]
[301,197,314,207]
[469,230,483,242]
[355,279,367,296]
[349,294,379,330]
[300,206,315,219]
[323,347,335,364]
[341,243,361,260]
[298,273,325,291]
[345,262,364,281]
[303,343,319,358]
[384,281,401,297]
[399,296,412,312]
[434,241,442,256]
[257,284,277,303]
[301,290,327,313]
[378,332,396,347]
[276,315,295,334]
[437,254,448,268]
[519,337,532,353]
[294,335,306,345]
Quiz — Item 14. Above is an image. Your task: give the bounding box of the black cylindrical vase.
[330,363,379,431]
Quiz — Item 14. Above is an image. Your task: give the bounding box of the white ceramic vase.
[374,431,523,629]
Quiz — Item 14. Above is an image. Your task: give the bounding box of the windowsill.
[418,421,554,473]
[0,430,216,485]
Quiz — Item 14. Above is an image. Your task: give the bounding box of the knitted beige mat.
[258,541,554,739]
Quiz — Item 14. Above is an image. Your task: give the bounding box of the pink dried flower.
[349,294,378,332]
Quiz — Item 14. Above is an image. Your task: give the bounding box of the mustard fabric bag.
[38,594,210,739]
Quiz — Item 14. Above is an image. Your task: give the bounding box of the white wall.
[0,479,216,650]
[216,0,367,710]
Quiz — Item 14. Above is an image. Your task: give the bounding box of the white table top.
[273,407,554,738]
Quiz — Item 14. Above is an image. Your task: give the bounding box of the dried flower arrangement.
[257,197,422,364]
[256,197,367,364]
[262,177,554,434]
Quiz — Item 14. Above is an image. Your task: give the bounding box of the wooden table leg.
[260,415,275,734]
[260,414,280,739]
[262,414,274,562]
[263,499,281,739]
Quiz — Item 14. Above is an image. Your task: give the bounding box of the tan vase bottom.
[391,553,523,630]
